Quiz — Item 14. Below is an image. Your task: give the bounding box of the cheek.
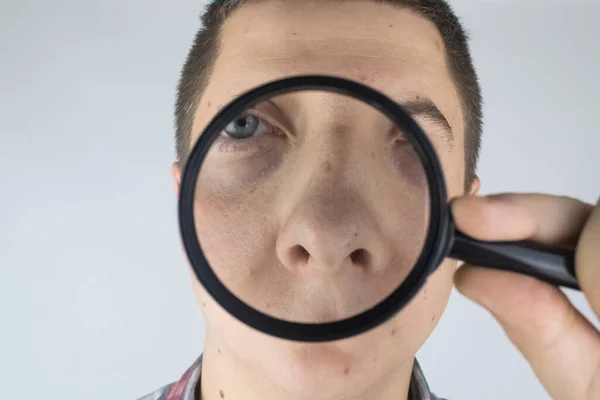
[191,275,271,357]
[194,187,273,279]
[192,183,295,315]
[382,258,456,349]
[419,258,457,312]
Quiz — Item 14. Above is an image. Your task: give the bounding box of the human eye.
[221,113,273,140]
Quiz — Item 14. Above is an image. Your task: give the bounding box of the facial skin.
[172,1,480,400]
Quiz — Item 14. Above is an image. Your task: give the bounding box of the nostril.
[290,245,310,264]
[350,248,370,267]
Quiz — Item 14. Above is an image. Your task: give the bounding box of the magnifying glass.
[178,76,579,342]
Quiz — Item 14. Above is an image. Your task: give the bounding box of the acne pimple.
[343,367,350,375]
[219,389,225,399]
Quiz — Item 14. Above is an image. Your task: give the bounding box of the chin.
[256,341,383,398]
[225,314,412,399]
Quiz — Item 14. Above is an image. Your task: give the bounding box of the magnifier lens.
[193,90,430,324]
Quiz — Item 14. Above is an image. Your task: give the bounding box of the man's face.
[174,1,475,398]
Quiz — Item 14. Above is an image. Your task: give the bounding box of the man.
[142,1,600,399]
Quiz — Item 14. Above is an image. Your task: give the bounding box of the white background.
[0,0,598,399]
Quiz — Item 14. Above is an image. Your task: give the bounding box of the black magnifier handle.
[449,229,580,291]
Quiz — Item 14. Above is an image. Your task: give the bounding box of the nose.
[276,186,388,276]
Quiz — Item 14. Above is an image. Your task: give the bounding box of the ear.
[171,162,188,261]
[468,175,481,196]
[171,162,182,197]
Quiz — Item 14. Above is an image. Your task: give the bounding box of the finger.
[452,194,593,246]
[577,199,600,318]
[453,193,600,319]
[455,266,600,399]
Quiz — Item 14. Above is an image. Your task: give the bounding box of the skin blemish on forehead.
[391,329,397,336]
[219,389,225,399]
[343,367,350,375]
[358,74,372,85]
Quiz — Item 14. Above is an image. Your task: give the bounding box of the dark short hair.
[175,0,483,186]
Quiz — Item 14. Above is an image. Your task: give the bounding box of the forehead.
[192,0,464,142]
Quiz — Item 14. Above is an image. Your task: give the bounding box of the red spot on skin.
[219,389,225,399]
[343,367,350,375]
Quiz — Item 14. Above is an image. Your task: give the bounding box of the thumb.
[454,266,600,399]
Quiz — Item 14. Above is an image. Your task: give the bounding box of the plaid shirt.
[139,356,443,400]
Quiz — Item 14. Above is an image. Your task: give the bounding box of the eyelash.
[214,112,284,153]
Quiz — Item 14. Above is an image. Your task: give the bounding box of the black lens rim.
[179,75,451,342]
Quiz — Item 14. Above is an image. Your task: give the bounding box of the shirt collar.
[151,355,435,400]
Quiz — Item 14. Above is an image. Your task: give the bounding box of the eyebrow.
[400,99,454,143]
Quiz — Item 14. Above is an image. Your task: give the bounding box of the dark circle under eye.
[224,114,262,139]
